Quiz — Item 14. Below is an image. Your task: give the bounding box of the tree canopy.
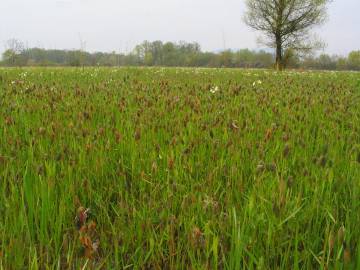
[244,0,332,70]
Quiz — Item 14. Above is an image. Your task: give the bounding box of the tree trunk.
[275,37,283,71]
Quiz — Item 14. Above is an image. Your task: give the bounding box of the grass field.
[0,67,359,269]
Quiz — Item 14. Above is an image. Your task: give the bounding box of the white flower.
[252,80,263,87]
[210,86,219,94]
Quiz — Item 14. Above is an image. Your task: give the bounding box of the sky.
[0,0,359,56]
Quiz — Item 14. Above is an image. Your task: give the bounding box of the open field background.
[0,67,359,269]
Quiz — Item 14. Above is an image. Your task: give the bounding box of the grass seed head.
[5,116,14,126]
[151,161,158,173]
[38,127,46,135]
[343,246,351,264]
[283,143,290,157]
[76,207,90,229]
[328,231,335,253]
[168,158,175,170]
[287,176,294,188]
[79,236,99,259]
[114,130,122,143]
[318,155,327,167]
[190,226,205,249]
[256,162,265,174]
[134,128,141,141]
[337,226,345,245]
[98,127,105,136]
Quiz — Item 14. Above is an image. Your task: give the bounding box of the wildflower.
[210,86,219,94]
[252,80,263,87]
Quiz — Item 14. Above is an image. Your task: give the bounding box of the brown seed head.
[190,226,204,248]
[5,116,14,126]
[134,129,141,141]
[76,207,90,229]
[283,144,290,157]
[343,247,351,264]
[168,158,174,170]
[115,130,122,143]
[328,231,335,252]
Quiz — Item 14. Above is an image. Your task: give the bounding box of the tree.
[336,57,348,71]
[347,51,360,70]
[2,39,26,66]
[282,48,303,68]
[163,42,177,66]
[317,54,336,70]
[144,52,154,66]
[244,0,331,70]
[219,50,234,67]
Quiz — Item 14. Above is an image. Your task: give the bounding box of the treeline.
[1,40,360,70]
[300,52,360,71]
[0,40,274,68]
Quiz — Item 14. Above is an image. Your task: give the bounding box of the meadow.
[0,67,359,269]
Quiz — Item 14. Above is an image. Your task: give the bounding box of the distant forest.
[1,40,360,70]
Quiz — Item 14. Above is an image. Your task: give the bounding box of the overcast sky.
[1,0,359,55]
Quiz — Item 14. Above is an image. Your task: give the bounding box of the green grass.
[0,67,359,269]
